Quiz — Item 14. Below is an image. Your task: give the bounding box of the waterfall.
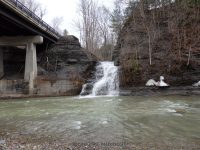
[80,61,119,96]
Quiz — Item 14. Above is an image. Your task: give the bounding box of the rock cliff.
[35,35,97,96]
[113,3,200,87]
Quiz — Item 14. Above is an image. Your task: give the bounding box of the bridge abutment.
[0,49,4,79]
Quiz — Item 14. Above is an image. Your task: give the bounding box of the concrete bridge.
[0,0,61,91]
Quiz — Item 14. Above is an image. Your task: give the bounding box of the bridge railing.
[9,0,61,38]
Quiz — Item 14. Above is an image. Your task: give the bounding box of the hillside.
[113,1,200,87]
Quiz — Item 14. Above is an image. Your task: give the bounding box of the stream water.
[0,96,200,148]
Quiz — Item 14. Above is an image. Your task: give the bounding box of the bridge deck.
[0,0,61,43]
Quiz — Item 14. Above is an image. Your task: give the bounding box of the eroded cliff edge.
[113,3,200,88]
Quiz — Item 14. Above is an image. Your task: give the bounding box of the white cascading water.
[80,61,119,96]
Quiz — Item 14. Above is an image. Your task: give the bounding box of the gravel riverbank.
[0,133,200,150]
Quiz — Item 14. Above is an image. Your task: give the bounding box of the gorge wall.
[113,2,200,87]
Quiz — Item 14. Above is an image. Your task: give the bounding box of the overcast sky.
[39,0,115,37]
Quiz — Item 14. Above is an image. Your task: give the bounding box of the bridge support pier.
[24,43,37,94]
[24,43,37,82]
[0,49,4,79]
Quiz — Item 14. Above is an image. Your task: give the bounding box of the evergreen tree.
[124,0,139,18]
[63,29,68,37]
[110,0,124,37]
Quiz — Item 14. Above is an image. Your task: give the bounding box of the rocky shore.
[120,86,200,96]
[0,86,200,100]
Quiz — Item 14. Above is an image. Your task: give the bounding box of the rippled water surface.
[0,96,200,146]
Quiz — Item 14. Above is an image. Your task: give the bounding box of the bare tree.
[98,6,111,46]
[75,0,115,60]
[98,6,115,60]
[75,0,101,53]
[51,17,63,34]
[38,6,47,19]
[19,0,47,19]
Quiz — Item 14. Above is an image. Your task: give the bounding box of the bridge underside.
[0,36,43,93]
[0,0,61,94]
[0,13,34,36]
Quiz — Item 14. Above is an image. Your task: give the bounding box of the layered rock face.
[113,4,200,87]
[35,35,97,96]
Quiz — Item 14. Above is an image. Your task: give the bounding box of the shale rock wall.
[113,4,200,87]
[35,35,97,96]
